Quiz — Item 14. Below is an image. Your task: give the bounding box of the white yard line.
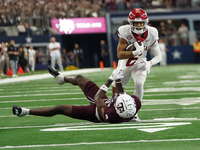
[0,118,199,130]
[0,138,200,149]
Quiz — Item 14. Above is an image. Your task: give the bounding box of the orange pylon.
[7,68,13,76]
[18,66,24,74]
[113,61,117,69]
[100,61,104,70]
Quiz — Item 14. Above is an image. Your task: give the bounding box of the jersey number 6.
[126,57,138,67]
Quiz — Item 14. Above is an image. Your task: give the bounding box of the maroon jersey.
[71,81,141,123]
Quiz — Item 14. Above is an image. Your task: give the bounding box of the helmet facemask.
[128,19,148,34]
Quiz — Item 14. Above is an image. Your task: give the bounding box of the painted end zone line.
[1,138,200,149]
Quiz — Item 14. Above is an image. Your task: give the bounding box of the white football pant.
[112,62,147,100]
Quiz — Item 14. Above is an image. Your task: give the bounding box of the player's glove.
[109,68,124,81]
[142,58,152,74]
[132,42,144,56]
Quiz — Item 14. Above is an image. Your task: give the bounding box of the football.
[125,43,136,51]
[125,42,141,51]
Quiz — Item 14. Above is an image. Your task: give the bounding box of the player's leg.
[47,66,90,91]
[131,65,146,101]
[64,75,90,91]
[131,64,147,121]
[13,104,99,122]
[131,73,145,122]
[12,105,73,117]
[133,74,146,100]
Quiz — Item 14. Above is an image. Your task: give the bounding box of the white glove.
[142,58,152,74]
[132,42,144,56]
[109,68,124,81]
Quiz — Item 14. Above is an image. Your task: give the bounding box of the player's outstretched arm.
[94,79,111,120]
[94,69,124,121]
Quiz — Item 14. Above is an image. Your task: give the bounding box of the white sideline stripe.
[0,138,200,149]
[0,68,111,85]
[0,118,199,130]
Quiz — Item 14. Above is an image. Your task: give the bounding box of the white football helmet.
[114,93,136,118]
[128,8,149,34]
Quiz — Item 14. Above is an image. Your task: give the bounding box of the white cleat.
[56,75,65,85]
[48,66,65,85]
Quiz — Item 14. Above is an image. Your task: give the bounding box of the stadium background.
[0,1,200,69]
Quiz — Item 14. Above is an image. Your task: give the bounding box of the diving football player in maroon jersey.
[12,66,141,123]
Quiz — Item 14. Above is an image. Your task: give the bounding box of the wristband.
[107,79,113,84]
[100,85,108,92]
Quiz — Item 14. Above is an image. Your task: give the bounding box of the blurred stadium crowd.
[0,0,200,78]
[0,0,199,26]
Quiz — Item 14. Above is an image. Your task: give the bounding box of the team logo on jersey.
[127,35,132,40]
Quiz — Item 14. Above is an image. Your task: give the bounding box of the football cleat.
[47,66,65,85]
[47,66,60,78]
[12,105,22,117]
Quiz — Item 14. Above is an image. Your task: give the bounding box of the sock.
[19,108,30,117]
[55,75,65,85]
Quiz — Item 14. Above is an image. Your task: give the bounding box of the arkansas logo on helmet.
[128,8,149,34]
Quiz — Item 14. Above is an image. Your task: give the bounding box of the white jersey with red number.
[112,24,161,89]
[117,24,159,68]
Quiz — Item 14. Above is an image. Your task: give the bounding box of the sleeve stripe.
[150,40,156,47]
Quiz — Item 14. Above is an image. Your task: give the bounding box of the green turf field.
[0,64,200,150]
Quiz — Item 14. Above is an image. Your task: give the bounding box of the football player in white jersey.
[112,8,162,120]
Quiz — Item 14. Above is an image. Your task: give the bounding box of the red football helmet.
[128,8,149,34]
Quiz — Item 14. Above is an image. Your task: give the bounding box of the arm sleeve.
[150,41,162,65]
